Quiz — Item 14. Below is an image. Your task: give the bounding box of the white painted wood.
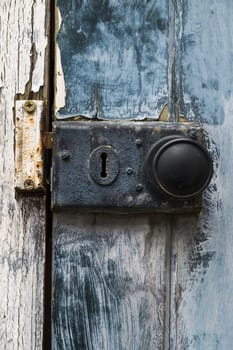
[170,1,233,349]
[0,1,48,349]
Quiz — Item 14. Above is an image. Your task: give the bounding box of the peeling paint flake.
[17,0,48,94]
[55,6,66,116]
[31,0,48,92]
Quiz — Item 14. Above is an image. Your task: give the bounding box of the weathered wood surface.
[54,0,232,349]
[170,1,233,349]
[53,1,170,348]
[53,214,170,349]
[55,0,168,120]
[0,1,48,349]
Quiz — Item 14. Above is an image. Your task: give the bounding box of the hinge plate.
[15,100,44,191]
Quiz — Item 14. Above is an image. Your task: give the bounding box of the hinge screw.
[24,100,36,113]
[24,179,34,190]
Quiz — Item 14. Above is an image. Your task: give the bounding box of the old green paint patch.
[56,0,168,120]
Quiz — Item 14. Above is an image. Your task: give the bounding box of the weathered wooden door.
[0,0,51,349]
[52,1,233,350]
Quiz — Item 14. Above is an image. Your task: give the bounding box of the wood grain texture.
[0,1,48,349]
[53,1,170,348]
[55,0,168,120]
[170,1,233,348]
[175,0,233,125]
[54,1,233,349]
[53,213,170,349]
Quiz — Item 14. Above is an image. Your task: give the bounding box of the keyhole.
[101,152,108,178]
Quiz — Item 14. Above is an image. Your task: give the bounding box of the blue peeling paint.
[57,0,168,120]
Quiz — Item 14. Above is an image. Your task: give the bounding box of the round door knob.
[145,135,213,199]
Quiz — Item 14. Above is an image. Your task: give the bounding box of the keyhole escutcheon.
[89,145,120,185]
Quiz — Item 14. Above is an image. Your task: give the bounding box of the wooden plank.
[170,1,233,348]
[173,0,233,125]
[52,213,170,349]
[0,1,49,349]
[55,0,168,119]
[53,1,170,348]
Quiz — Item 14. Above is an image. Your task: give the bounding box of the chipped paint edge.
[54,5,66,118]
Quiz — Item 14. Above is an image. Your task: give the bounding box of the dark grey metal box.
[51,121,205,213]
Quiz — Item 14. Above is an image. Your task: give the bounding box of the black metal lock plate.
[52,121,212,213]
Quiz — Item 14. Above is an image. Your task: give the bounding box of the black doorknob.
[145,135,213,199]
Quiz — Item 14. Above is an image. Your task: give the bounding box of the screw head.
[188,130,198,140]
[61,150,71,160]
[24,179,34,190]
[136,184,143,192]
[135,139,142,147]
[126,167,133,175]
[24,100,36,113]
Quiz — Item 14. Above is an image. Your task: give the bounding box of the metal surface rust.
[43,132,55,149]
[15,100,44,191]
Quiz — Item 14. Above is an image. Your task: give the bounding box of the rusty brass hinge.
[15,100,45,191]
